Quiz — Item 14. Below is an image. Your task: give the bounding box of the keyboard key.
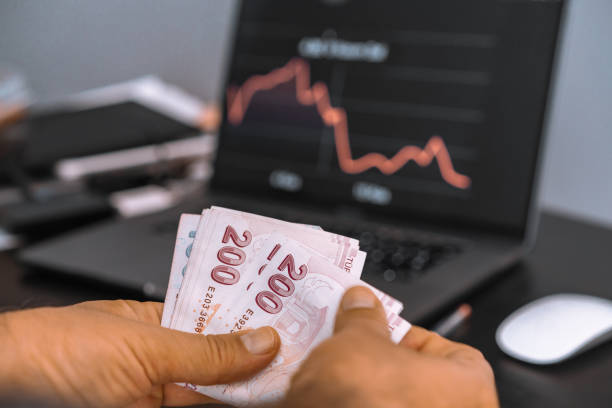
[370,249,385,264]
[391,252,405,267]
[383,268,397,282]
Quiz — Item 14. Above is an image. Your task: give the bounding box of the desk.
[453,212,612,407]
[1,212,611,407]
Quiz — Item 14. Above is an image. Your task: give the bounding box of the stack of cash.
[162,206,411,406]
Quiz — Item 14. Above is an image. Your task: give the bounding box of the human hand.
[0,300,280,407]
[282,286,499,408]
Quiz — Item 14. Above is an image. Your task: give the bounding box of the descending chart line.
[227,57,472,189]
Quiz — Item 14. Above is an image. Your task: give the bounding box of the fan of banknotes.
[161,206,411,406]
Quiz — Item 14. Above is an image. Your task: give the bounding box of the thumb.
[334,286,390,340]
[143,326,280,386]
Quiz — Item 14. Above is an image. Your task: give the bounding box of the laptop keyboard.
[314,221,461,283]
[276,211,462,283]
[151,205,462,284]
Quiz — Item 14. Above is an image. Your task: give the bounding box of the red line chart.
[227,58,472,190]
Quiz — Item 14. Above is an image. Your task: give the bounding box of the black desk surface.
[2,211,611,407]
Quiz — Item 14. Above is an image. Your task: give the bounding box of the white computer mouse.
[496,294,612,365]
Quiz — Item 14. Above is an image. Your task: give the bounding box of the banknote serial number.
[194,286,216,334]
[210,225,253,286]
[230,309,254,333]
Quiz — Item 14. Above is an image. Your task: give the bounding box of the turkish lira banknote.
[161,207,411,406]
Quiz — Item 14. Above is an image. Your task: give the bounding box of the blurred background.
[1,0,611,227]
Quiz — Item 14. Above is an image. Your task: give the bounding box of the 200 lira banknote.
[162,207,367,325]
[161,207,411,406]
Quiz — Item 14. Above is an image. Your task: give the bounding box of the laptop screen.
[213,0,563,236]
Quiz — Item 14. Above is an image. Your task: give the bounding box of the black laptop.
[20,0,564,323]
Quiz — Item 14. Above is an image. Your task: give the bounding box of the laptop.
[20,0,564,323]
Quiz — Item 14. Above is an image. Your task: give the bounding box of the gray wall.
[0,0,237,103]
[1,0,611,227]
[539,0,612,227]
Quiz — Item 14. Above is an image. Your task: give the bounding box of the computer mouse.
[496,294,612,365]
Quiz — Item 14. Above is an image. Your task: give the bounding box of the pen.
[432,303,472,337]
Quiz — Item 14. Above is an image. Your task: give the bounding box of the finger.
[162,383,219,406]
[77,300,163,324]
[128,384,244,408]
[334,286,390,339]
[140,325,281,386]
[400,325,462,355]
[125,386,163,408]
[400,326,485,364]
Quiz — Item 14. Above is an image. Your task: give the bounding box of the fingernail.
[240,327,276,355]
[342,287,377,311]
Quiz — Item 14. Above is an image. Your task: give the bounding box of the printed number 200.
[211,225,252,285]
